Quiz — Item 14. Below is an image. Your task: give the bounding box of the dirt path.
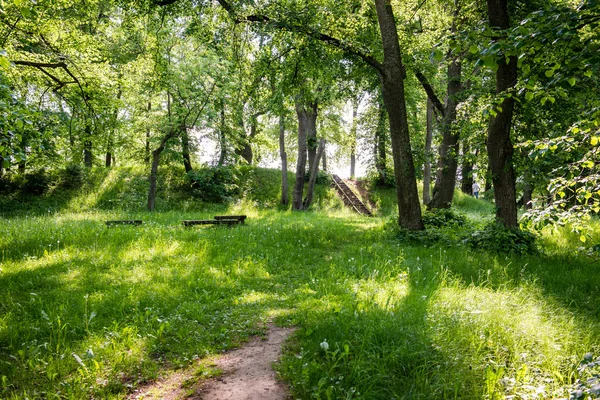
[130,325,295,400]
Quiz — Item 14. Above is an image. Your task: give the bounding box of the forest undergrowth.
[1,169,600,399]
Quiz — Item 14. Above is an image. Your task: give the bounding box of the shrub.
[366,167,396,189]
[304,170,332,185]
[21,169,52,195]
[464,222,538,255]
[422,208,467,228]
[59,164,85,189]
[185,165,240,203]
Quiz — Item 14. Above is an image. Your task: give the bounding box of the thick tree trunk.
[423,98,434,205]
[303,139,326,209]
[148,131,175,211]
[486,0,518,227]
[521,180,533,210]
[322,143,327,172]
[306,103,318,174]
[181,126,192,173]
[375,0,424,230]
[293,100,317,210]
[350,100,358,178]
[279,114,289,206]
[105,152,112,168]
[461,143,473,195]
[428,15,462,209]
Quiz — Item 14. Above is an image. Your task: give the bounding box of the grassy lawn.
[1,174,600,399]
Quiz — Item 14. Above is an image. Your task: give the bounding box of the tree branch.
[414,70,445,117]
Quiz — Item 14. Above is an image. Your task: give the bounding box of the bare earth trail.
[130,325,295,400]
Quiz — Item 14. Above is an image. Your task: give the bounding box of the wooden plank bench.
[182,219,240,227]
[105,220,143,227]
[214,215,247,224]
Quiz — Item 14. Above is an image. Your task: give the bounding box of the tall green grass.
[1,170,600,399]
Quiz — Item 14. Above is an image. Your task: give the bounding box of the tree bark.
[486,0,518,227]
[461,143,473,195]
[293,100,317,210]
[374,96,387,183]
[145,101,151,164]
[279,113,289,206]
[181,125,193,173]
[306,103,318,173]
[322,143,327,172]
[84,121,93,168]
[423,98,434,205]
[303,138,325,209]
[374,0,424,230]
[148,130,176,211]
[521,180,533,210]
[350,99,358,178]
[428,4,463,210]
[218,100,227,166]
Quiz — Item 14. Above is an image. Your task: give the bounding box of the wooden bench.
[182,215,247,227]
[105,220,143,227]
[182,219,240,227]
[214,215,247,224]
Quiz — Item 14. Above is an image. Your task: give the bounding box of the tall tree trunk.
[322,143,327,172]
[461,143,474,195]
[374,0,424,230]
[106,88,121,168]
[522,180,533,210]
[293,100,317,210]
[428,4,462,209]
[303,139,325,209]
[279,114,289,206]
[84,120,93,168]
[181,125,192,173]
[350,99,358,178]
[486,0,518,227]
[306,102,318,173]
[423,98,434,205]
[374,97,387,183]
[218,100,227,166]
[148,131,176,211]
[145,101,151,164]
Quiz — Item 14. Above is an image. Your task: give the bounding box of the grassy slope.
[1,169,599,399]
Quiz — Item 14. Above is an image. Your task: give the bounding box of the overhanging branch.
[415,70,445,117]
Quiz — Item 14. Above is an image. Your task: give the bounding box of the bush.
[464,222,538,255]
[304,170,332,185]
[185,165,240,203]
[59,164,85,189]
[366,167,396,189]
[21,169,53,195]
[422,208,467,228]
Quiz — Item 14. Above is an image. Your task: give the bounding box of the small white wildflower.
[320,340,329,351]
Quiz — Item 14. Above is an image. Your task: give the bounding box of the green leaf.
[592,136,599,146]
[545,69,554,78]
[20,6,31,18]
[469,44,478,54]
[568,77,576,86]
[584,70,593,77]
[0,56,9,70]
[525,92,534,101]
[541,97,548,106]
[432,49,443,62]
[2,160,8,169]
[580,235,587,243]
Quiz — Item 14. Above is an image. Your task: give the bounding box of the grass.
[1,167,600,399]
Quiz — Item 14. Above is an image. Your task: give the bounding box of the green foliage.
[365,167,396,189]
[465,222,538,256]
[304,170,331,185]
[58,164,85,189]
[21,169,53,195]
[186,165,240,203]
[422,208,467,228]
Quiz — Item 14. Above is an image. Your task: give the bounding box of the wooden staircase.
[331,174,373,217]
